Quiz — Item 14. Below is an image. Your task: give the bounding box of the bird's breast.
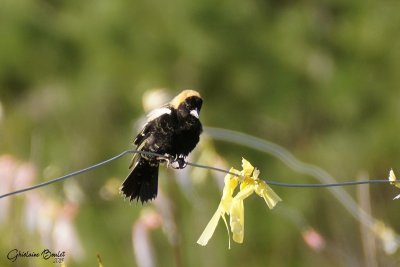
[171,120,202,155]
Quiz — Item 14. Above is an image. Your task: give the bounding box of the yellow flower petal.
[241,158,254,178]
[197,158,282,247]
[197,168,240,247]
[221,168,239,210]
[252,168,260,179]
[388,169,400,200]
[389,169,400,189]
[236,182,255,200]
[389,169,396,183]
[224,168,240,188]
[230,199,244,243]
[197,205,225,246]
[220,213,232,249]
[229,183,255,244]
[255,181,282,209]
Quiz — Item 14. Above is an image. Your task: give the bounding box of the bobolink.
[120,90,203,203]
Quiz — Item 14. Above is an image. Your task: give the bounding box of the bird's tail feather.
[120,158,159,203]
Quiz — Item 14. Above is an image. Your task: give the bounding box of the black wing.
[134,106,172,146]
[129,106,172,168]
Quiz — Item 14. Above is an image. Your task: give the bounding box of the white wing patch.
[146,107,171,122]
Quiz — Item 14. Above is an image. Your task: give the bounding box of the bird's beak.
[190,108,200,119]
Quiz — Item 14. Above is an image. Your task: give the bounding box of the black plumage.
[120,90,203,203]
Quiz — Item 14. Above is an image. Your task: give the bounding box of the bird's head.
[171,90,203,119]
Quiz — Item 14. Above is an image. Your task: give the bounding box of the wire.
[0,149,390,200]
[186,161,389,187]
[0,150,391,199]
[0,150,157,199]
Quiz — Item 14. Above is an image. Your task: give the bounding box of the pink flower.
[302,228,326,252]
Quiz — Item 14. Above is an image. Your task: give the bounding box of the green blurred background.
[1,0,400,266]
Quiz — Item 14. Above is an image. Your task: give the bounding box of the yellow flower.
[388,169,400,200]
[197,158,282,247]
[196,168,239,248]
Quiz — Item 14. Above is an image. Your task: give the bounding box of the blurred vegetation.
[1,0,400,266]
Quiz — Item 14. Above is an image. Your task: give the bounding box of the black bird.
[120,90,203,203]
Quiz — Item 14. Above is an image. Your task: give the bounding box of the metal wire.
[0,149,390,200]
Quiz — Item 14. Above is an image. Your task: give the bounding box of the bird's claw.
[175,156,187,169]
[162,154,187,169]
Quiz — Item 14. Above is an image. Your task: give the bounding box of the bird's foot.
[175,155,187,169]
[163,154,187,169]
